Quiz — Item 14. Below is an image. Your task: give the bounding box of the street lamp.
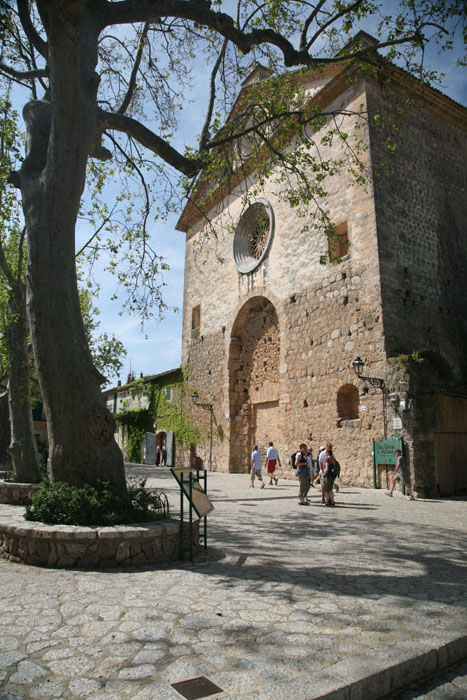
[191,392,213,472]
[352,357,387,438]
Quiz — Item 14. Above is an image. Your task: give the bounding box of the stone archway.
[228,297,280,472]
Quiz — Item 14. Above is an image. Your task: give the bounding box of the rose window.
[233,200,274,274]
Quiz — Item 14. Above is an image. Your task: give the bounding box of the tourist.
[386,449,415,500]
[295,443,311,505]
[315,443,329,503]
[250,445,265,488]
[266,441,281,485]
[323,447,337,506]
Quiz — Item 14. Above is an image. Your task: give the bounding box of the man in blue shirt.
[250,445,265,488]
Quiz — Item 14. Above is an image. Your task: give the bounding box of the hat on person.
[319,445,325,452]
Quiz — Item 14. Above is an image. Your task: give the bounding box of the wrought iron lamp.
[352,357,387,438]
[352,356,386,391]
[191,392,213,472]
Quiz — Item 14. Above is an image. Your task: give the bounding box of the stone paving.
[0,467,466,700]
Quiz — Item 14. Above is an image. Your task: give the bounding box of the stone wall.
[366,75,467,495]
[367,76,467,379]
[0,507,199,568]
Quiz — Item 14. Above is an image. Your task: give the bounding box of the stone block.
[437,635,467,670]
[65,542,89,559]
[48,543,58,567]
[57,553,77,568]
[97,540,118,560]
[387,647,438,693]
[115,541,131,563]
[130,539,142,556]
[33,538,50,562]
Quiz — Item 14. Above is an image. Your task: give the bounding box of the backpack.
[290,452,297,468]
[328,459,341,479]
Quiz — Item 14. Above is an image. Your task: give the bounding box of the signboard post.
[171,468,214,561]
[372,438,402,488]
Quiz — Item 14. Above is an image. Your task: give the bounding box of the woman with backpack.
[323,447,337,506]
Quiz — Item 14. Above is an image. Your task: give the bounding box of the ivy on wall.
[153,387,202,448]
[117,407,153,463]
[116,372,203,463]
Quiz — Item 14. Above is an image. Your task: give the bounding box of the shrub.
[24,478,169,526]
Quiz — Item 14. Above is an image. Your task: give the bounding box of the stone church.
[176,41,467,497]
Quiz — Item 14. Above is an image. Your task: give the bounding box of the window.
[165,386,172,402]
[328,222,349,262]
[233,200,275,273]
[337,384,359,421]
[192,305,200,338]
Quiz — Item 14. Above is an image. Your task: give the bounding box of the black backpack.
[328,459,341,479]
[290,452,297,468]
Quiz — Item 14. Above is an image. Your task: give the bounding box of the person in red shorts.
[266,441,281,485]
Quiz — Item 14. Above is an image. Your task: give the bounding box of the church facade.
[177,54,467,497]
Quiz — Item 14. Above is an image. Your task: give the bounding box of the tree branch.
[75,205,118,258]
[199,38,227,151]
[17,0,48,59]
[117,22,150,115]
[300,0,327,51]
[98,0,317,67]
[306,0,369,51]
[0,61,48,81]
[98,109,204,177]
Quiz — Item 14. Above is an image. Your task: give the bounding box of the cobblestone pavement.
[0,468,466,700]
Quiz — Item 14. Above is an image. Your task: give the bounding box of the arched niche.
[228,296,280,472]
[337,384,360,422]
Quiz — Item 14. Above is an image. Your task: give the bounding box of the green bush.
[24,478,169,526]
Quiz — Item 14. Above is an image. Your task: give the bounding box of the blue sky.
[95,31,466,387]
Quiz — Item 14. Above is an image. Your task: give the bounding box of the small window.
[192,305,201,338]
[165,386,172,402]
[329,222,349,262]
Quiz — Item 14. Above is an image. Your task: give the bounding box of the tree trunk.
[21,6,125,490]
[0,389,12,473]
[6,284,41,483]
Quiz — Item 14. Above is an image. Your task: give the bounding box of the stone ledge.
[300,633,467,699]
[0,481,41,505]
[0,505,199,569]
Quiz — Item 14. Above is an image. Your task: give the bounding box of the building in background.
[177,38,467,496]
[103,367,183,463]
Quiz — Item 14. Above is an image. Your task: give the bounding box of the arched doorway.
[228,297,280,472]
[155,431,167,466]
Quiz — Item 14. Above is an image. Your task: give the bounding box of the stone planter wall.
[0,481,41,505]
[0,506,199,568]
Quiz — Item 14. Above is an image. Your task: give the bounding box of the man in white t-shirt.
[250,445,265,488]
[266,441,281,485]
[317,442,331,504]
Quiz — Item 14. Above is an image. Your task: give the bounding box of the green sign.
[373,438,402,465]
